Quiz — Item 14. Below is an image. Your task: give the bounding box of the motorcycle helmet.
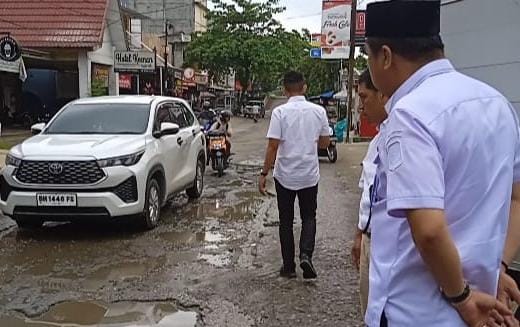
[220,110,232,122]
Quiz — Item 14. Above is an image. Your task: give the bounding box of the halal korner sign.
[114,51,156,73]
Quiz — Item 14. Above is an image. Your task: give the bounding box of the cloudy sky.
[276,0,374,33]
[210,0,374,34]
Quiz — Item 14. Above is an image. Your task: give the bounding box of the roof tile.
[0,0,109,48]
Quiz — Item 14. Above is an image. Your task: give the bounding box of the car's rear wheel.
[15,218,43,230]
[141,178,161,230]
[187,157,204,199]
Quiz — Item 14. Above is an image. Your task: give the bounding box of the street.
[0,116,368,327]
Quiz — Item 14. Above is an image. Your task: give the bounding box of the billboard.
[321,0,352,59]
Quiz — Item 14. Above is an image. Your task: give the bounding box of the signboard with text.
[114,51,156,73]
[355,10,366,46]
[321,0,352,59]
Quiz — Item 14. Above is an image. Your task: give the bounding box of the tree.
[355,54,368,72]
[185,0,346,100]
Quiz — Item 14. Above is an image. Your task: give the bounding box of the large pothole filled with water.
[0,300,198,326]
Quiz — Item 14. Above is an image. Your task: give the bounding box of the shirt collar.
[287,95,306,102]
[385,59,455,114]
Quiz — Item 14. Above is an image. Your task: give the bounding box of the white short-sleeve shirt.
[358,133,380,232]
[267,96,330,191]
[366,59,520,326]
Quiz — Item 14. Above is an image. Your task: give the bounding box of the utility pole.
[163,0,168,96]
[345,0,357,143]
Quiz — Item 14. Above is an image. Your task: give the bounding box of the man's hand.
[454,290,513,327]
[259,175,267,195]
[351,229,362,270]
[497,269,520,310]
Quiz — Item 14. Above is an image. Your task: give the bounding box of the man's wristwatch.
[441,282,471,305]
[260,170,268,177]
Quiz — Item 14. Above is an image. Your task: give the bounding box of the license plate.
[37,193,77,207]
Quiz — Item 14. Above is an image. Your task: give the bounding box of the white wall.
[78,51,90,98]
[85,0,128,96]
[441,0,520,112]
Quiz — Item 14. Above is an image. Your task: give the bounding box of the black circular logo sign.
[0,35,21,62]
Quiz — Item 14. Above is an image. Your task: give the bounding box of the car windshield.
[45,103,150,135]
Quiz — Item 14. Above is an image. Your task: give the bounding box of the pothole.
[0,300,198,326]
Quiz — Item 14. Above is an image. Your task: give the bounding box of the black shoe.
[300,258,317,279]
[279,266,296,279]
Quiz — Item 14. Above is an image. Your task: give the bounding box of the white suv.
[0,96,206,230]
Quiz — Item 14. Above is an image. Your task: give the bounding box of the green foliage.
[185,0,341,97]
[355,54,368,72]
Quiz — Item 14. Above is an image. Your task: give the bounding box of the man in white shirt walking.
[350,69,388,316]
[259,71,330,279]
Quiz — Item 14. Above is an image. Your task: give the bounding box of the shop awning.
[320,90,335,99]
[334,89,349,99]
[0,58,27,81]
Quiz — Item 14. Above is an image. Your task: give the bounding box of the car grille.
[15,160,105,185]
[113,177,138,203]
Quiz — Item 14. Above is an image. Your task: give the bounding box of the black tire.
[140,178,161,230]
[328,146,338,163]
[217,157,224,177]
[15,219,43,230]
[186,156,204,199]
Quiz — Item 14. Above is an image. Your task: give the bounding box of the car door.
[168,102,192,189]
[179,102,203,185]
[154,103,182,194]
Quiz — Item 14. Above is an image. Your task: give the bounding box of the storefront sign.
[183,68,196,87]
[114,51,156,73]
[91,64,109,96]
[0,35,21,62]
[355,10,366,45]
[119,74,132,90]
[321,0,352,59]
[195,73,208,85]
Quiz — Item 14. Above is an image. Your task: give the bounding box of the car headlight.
[97,151,144,168]
[5,154,22,168]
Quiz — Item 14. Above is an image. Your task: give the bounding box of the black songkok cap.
[366,0,441,38]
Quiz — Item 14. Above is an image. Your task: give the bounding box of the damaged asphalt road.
[0,117,366,326]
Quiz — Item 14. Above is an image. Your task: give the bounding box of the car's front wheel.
[187,156,204,199]
[141,178,161,230]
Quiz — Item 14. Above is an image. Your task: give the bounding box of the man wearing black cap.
[364,0,520,326]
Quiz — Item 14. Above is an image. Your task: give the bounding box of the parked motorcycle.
[318,122,338,163]
[207,130,230,177]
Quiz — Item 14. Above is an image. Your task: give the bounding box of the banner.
[321,0,352,59]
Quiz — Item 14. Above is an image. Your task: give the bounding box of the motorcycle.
[207,131,230,177]
[318,122,338,163]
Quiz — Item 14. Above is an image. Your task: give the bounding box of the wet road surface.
[0,116,367,326]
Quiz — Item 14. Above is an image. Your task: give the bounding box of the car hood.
[14,134,146,160]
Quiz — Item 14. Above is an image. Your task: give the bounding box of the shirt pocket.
[386,134,403,172]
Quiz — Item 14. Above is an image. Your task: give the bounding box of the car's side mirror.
[31,123,46,135]
[154,122,179,138]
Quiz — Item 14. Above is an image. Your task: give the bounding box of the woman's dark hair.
[358,69,377,91]
[366,35,444,62]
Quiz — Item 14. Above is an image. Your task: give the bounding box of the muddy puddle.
[0,300,198,326]
[169,191,265,222]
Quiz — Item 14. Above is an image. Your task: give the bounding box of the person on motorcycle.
[210,110,233,157]
[198,101,216,131]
